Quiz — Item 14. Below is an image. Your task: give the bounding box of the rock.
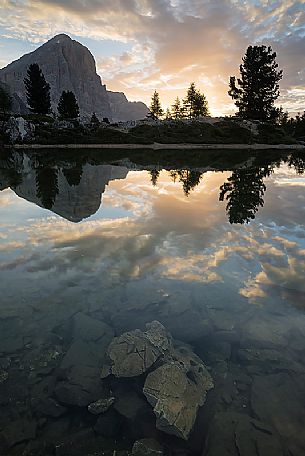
[143,345,213,440]
[0,370,8,384]
[108,91,149,122]
[55,366,104,407]
[113,390,148,420]
[4,116,34,143]
[101,321,171,378]
[0,418,37,449]
[55,428,96,456]
[33,397,67,418]
[251,373,305,448]
[132,438,164,455]
[204,412,283,456]
[238,348,305,374]
[0,317,24,354]
[0,34,148,121]
[94,409,123,438]
[72,313,114,345]
[60,340,104,369]
[241,316,289,348]
[88,397,115,415]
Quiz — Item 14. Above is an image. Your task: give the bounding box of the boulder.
[143,345,213,440]
[4,116,34,143]
[87,397,115,415]
[101,321,171,378]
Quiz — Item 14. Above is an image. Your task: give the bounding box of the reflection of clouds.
[1,166,305,313]
[240,235,305,307]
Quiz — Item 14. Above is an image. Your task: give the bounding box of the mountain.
[0,34,149,121]
[0,151,129,222]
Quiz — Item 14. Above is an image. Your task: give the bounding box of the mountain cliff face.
[12,162,129,222]
[0,34,148,121]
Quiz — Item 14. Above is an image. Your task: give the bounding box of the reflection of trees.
[169,169,203,196]
[287,153,305,175]
[149,169,160,186]
[219,167,272,224]
[36,167,59,209]
[63,166,83,186]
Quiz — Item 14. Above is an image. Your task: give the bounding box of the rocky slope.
[0,34,148,121]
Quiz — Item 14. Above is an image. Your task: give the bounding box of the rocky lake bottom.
[1,148,305,455]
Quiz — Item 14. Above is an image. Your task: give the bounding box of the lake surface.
[1,148,305,455]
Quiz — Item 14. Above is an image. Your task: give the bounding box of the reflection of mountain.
[13,164,128,222]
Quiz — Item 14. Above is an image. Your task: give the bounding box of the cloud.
[0,0,304,114]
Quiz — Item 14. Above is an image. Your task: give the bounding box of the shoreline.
[3,143,305,150]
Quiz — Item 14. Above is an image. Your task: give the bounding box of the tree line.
[0,44,304,127]
[148,45,304,127]
[148,82,209,120]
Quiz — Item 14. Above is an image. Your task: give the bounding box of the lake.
[1,148,305,455]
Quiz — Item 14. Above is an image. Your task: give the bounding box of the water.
[1,148,305,455]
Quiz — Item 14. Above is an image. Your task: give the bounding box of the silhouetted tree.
[169,169,203,195]
[36,167,59,209]
[149,169,160,186]
[148,90,163,120]
[165,108,172,120]
[183,83,209,119]
[0,85,12,116]
[229,45,282,122]
[24,63,51,114]
[63,166,83,186]
[171,97,182,119]
[57,91,79,119]
[219,167,272,224]
[90,112,100,128]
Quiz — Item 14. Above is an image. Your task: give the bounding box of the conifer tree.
[0,85,12,116]
[228,45,283,122]
[183,83,209,118]
[171,97,182,119]
[24,63,51,114]
[57,91,79,119]
[148,90,163,120]
[165,108,172,120]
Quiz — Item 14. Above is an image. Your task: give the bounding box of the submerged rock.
[143,345,213,440]
[100,321,213,441]
[132,438,164,455]
[101,321,171,378]
[204,412,283,456]
[0,418,37,449]
[88,397,115,415]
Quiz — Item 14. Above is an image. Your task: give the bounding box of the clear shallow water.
[1,149,305,455]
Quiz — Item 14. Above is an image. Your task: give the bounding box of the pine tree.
[183,83,209,119]
[148,90,163,120]
[57,91,79,119]
[0,85,12,116]
[165,108,172,120]
[24,63,51,114]
[193,92,209,117]
[228,45,283,122]
[171,97,182,119]
[90,112,100,127]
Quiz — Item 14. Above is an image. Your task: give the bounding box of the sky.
[0,0,304,116]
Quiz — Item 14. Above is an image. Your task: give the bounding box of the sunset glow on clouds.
[0,0,304,115]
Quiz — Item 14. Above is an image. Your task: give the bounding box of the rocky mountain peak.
[0,34,148,121]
